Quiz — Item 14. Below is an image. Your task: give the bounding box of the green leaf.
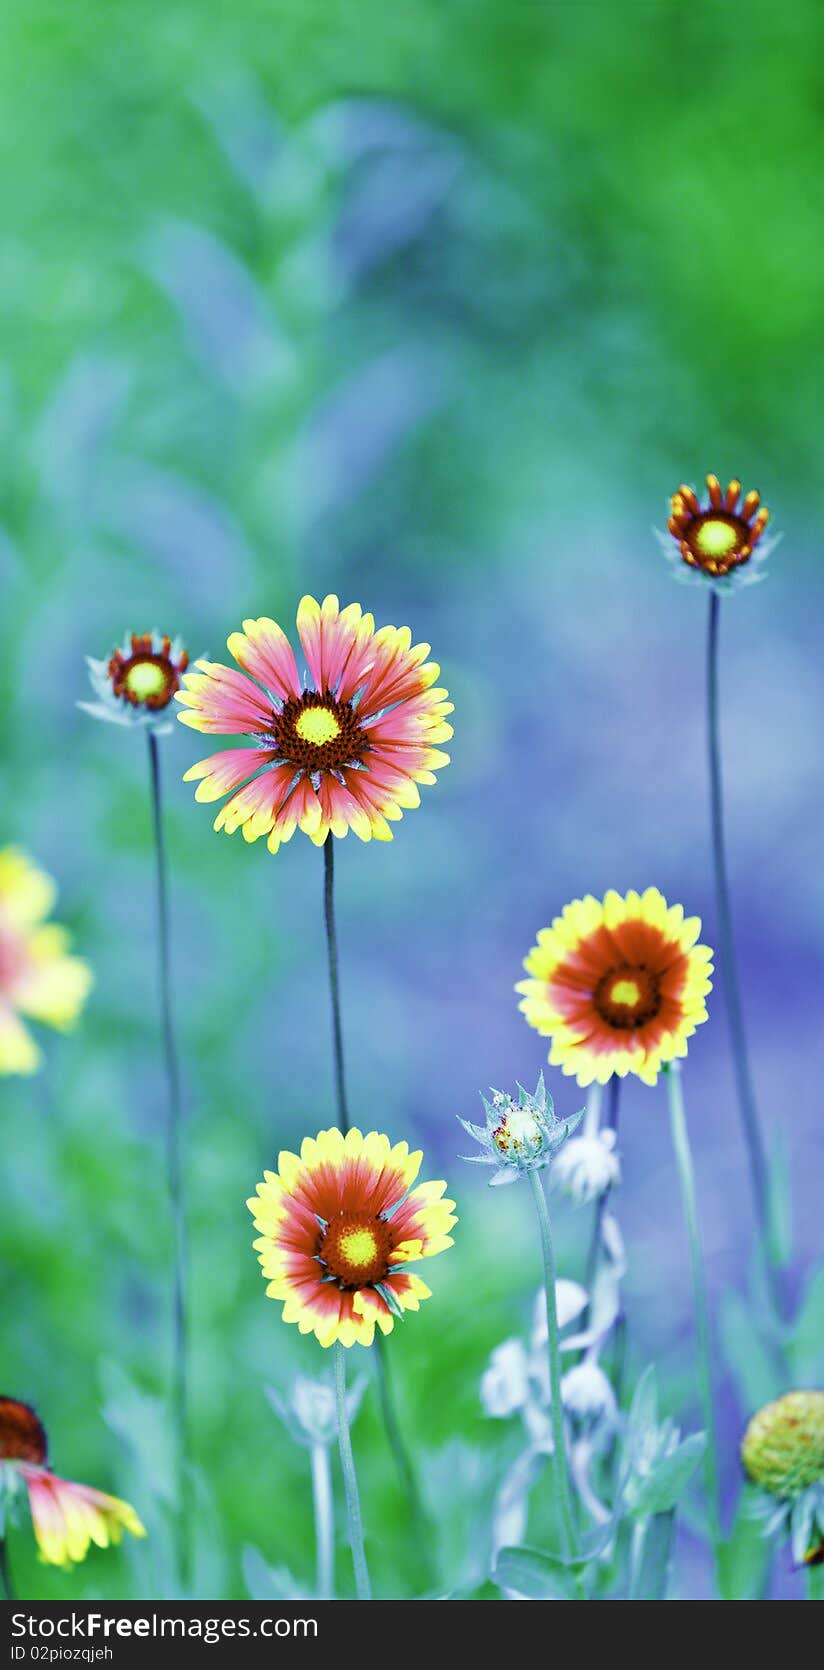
[441,1579,502,1600]
[100,1360,176,1508]
[241,1546,308,1602]
[628,1366,658,1446]
[789,1260,824,1380]
[629,1512,674,1599]
[717,1493,771,1601]
[493,1544,577,1598]
[628,1433,706,1519]
[719,1288,782,1410]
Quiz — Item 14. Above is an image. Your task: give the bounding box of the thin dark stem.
[147,730,191,1590]
[584,1074,621,1298]
[322,838,349,1135]
[706,593,776,1273]
[321,839,431,1571]
[0,1535,14,1600]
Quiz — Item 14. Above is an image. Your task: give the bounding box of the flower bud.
[742,1391,824,1500]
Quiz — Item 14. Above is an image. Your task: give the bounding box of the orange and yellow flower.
[0,849,93,1075]
[516,888,713,1087]
[247,1127,457,1347]
[0,1396,145,1570]
[176,595,453,853]
[663,475,772,587]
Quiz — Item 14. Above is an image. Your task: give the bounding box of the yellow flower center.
[338,1227,379,1268]
[295,707,342,747]
[124,660,171,701]
[695,518,740,559]
[610,978,641,1007]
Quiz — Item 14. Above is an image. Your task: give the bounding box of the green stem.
[310,1444,334,1600]
[323,837,350,1135]
[664,1064,722,1551]
[372,1337,436,1588]
[334,1342,371,1600]
[707,593,779,1293]
[147,730,191,1590]
[806,1563,824,1600]
[628,1519,647,1599]
[0,1535,14,1600]
[527,1168,579,1560]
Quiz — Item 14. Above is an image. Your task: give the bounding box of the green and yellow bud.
[741,1391,824,1500]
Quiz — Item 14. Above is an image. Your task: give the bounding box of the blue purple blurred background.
[2,0,823,1600]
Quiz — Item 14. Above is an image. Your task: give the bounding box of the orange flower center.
[0,1397,48,1464]
[682,513,750,577]
[272,692,368,775]
[593,963,661,1030]
[319,1210,393,1288]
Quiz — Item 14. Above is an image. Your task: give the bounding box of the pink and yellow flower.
[176,595,453,853]
[247,1127,457,1347]
[0,1397,145,1570]
[516,888,713,1087]
[0,849,93,1075]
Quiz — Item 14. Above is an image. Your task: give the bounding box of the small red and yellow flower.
[516,888,713,1087]
[0,849,92,1075]
[0,1396,145,1570]
[176,595,453,853]
[108,633,188,710]
[247,1127,457,1347]
[668,475,770,579]
[80,631,189,727]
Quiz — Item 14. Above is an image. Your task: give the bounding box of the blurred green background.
[2,0,824,1600]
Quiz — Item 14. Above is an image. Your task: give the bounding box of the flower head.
[247,1127,457,1348]
[80,632,189,730]
[0,849,92,1075]
[176,595,452,853]
[458,1073,584,1185]
[742,1392,824,1567]
[742,1392,824,1499]
[659,475,774,592]
[561,1358,617,1432]
[516,888,713,1087]
[480,1282,589,1428]
[551,1128,620,1206]
[267,1372,366,1449]
[481,1339,533,1421]
[0,1396,145,1570]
